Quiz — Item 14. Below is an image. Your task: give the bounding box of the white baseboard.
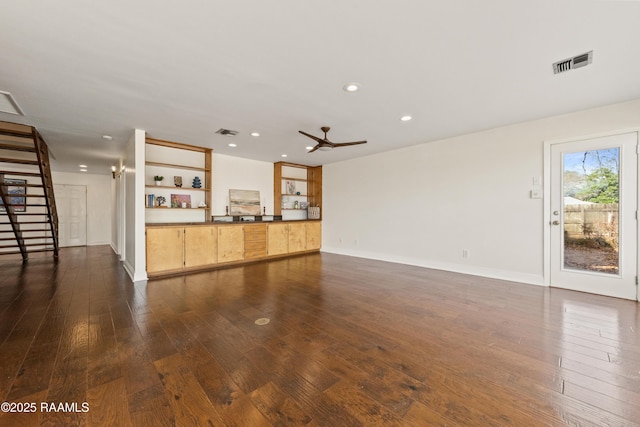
[122,260,148,283]
[321,246,545,287]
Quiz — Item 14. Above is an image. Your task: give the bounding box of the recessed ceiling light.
[306,146,313,150]
[400,115,412,122]
[228,143,237,147]
[102,135,113,141]
[80,169,87,172]
[343,82,361,92]
[79,164,87,168]
[251,132,260,137]
[281,154,288,158]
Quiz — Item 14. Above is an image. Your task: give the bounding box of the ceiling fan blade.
[298,130,324,144]
[307,145,321,153]
[332,140,367,147]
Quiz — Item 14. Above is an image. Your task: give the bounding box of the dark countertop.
[146,219,321,227]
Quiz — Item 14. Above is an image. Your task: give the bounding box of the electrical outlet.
[462,249,470,259]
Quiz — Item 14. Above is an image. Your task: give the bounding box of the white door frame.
[543,127,640,301]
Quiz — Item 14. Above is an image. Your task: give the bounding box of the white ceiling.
[1,1,640,174]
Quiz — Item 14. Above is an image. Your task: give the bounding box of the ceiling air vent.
[553,51,593,74]
[215,128,239,136]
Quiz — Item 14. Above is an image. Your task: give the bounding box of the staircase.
[0,120,58,260]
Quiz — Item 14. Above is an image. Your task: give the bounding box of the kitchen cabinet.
[288,222,306,253]
[184,225,217,267]
[244,224,267,260]
[146,227,184,273]
[218,226,244,263]
[267,223,289,256]
[305,221,321,250]
[146,221,321,277]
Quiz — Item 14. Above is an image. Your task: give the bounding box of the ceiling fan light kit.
[299,126,367,153]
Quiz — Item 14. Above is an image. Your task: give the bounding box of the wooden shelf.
[146,185,207,191]
[146,161,210,172]
[146,207,208,210]
[274,162,322,220]
[145,137,212,223]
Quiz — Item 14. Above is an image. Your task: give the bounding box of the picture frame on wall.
[170,194,191,208]
[0,178,27,212]
[229,189,261,215]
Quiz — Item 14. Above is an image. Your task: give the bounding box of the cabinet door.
[267,223,288,256]
[146,227,184,273]
[244,224,267,260]
[218,226,244,263]
[288,222,306,253]
[305,222,321,251]
[184,226,217,268]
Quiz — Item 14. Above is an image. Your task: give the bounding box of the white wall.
[121,129,147,282]
[323,98,640,285]
[52,171,111,246]
[212,154,274,216]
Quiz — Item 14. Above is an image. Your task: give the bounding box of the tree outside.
[563,148,619,274]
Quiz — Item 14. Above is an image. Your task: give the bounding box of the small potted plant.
[153,175,164,186]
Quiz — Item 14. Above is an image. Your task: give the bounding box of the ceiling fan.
[299,126,367,153]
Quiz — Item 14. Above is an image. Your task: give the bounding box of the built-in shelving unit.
[274,162,322,220]
[145,137,212,223]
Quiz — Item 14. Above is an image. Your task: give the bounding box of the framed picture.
[229,189,260,215]
[285,180,296,195]
[0,178,27,212]
[170,194,191,208]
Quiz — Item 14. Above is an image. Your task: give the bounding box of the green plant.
[153,175,164,181]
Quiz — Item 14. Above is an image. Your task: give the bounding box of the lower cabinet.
[184,226,217,268]
[288,222,306,253]
[218,226,244,262]
[146,221,321,276]
[267,223,289,256]
[146,227,184,273]
[305,221,321,250]
[244,224,267,260]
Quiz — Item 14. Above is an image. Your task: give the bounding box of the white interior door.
[54,184,87,247]
[549,132,638,300]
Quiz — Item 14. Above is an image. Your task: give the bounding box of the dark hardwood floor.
[0,246,638,426]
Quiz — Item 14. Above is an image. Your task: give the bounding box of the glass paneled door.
[549,132,638,300]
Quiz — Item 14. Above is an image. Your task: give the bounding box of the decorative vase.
[192,176,202,189]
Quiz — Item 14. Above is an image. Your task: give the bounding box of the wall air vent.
[215,128,239,136]
[553,51,593,74]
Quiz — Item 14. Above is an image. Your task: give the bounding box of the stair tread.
[0,171,41,177]
[0,221,50,224]
[0,248,54,256]
[0,158,39,165]
[0,243,54,249]
[0,143,36,152]
[0,236,52,241]
[0,183,44,188]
